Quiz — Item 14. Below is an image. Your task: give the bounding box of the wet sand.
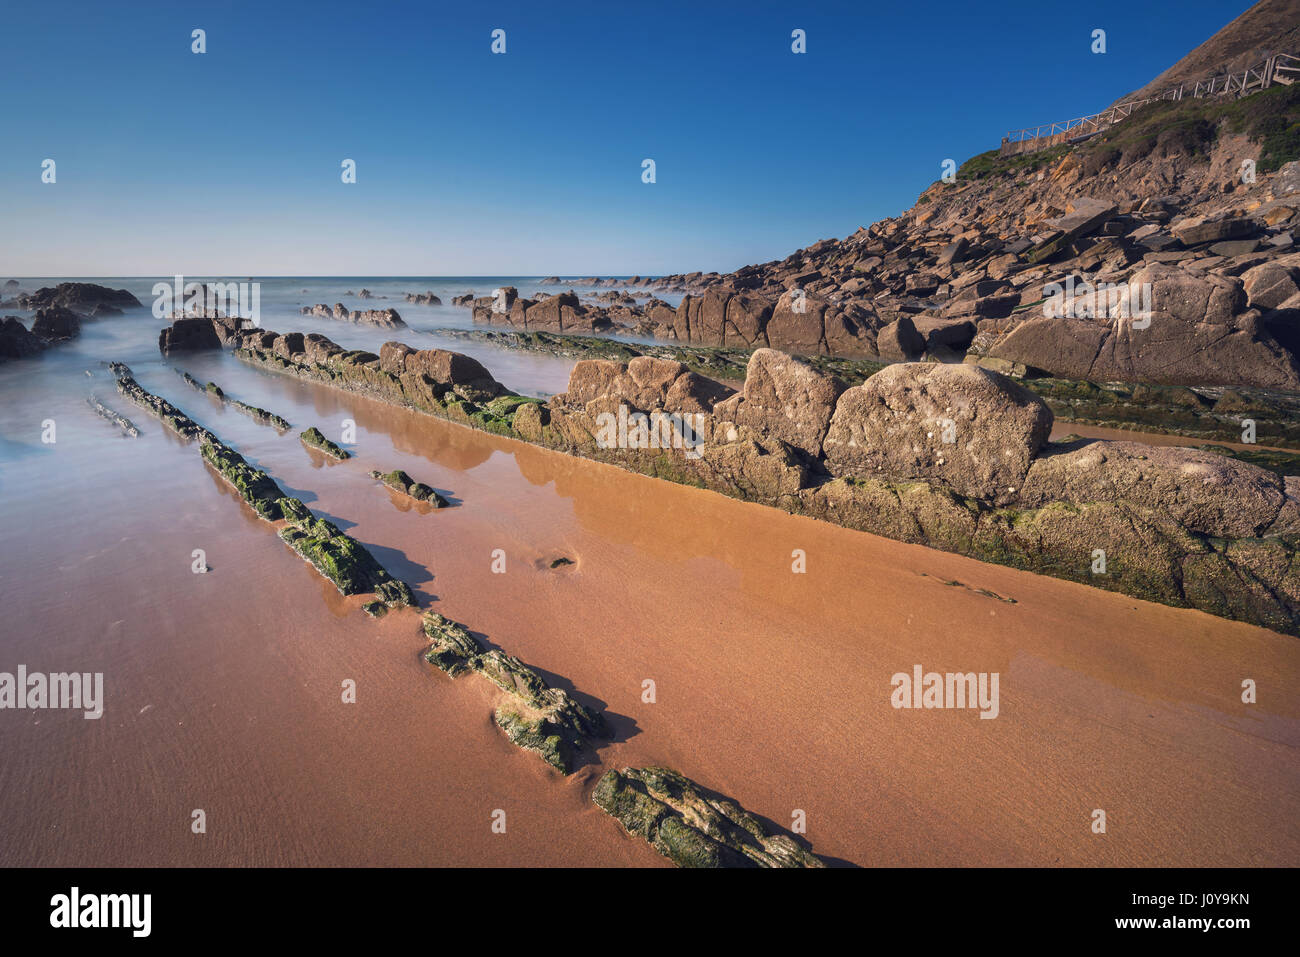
[1,342,1297,867]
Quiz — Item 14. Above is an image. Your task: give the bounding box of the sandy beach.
[2,343,1295,867]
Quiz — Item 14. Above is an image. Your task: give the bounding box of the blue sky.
[0,0,1255,276]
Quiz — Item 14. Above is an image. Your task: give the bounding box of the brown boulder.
[727,349,845,459]
[823,362,1053,504]
[1020,441,1284,538]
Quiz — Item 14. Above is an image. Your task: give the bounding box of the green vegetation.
[957,144,1071,181]
[1082,81,1300,174]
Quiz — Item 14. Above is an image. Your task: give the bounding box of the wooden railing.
[1002,52,1299,153]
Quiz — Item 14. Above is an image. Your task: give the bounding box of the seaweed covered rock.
[592,767,823,868]
[200,440,288,520]
[823,362,1053,505]
[369,468,449,507]
[300,426,350,460]
[419,609,607,772]
[278,511,415,611]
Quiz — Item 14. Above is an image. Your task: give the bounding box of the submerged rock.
[592,767,823,868]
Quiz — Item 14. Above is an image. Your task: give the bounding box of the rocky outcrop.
[158,317,222,354]
[0,317,44,358]
[18,282,140,313]
[86,394,140,437]
[231,327,1300,634]
[404,291,442,306]
[31,306,82,342]
[988,264,1300,390]
[421,611,608,772]
[300,303,406,329]
[823,363,1053,504]
[592,767,823,868]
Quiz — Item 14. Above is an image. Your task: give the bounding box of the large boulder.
[875,315,925,360]
[1242,262,1300,311]
[559,357,733,414]
[988,264,1300,390]
[822,363,1053,504]
[32,306,83,342]
[387,344,505,401]
[1020,441,1285,538]
[722,349,845,459]
[158,317,221,354]
[0,317,43,358]
[765,289,825,354]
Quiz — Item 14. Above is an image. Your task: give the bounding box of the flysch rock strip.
[111,363,413,616]
[223,330,1300,635]
[592,766,824,868]
[173,367,292,430]
[369,469,449,507]
[86,394,141,437]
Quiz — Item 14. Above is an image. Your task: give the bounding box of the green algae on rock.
[592,767,824,868]
[369,469,449,507]
[421,610,607,772]
[111,363,414,615]
[300,426,350,460]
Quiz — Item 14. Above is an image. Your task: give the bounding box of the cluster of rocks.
[2,282,143,360]
[421,610,608,772]
[404,291,442,306]
[593,767,823,867]
[109,363,414,616]
[468,151,1300,390]
[225,325,1300,634]
[2,282,140,316]
[300,303,406,329]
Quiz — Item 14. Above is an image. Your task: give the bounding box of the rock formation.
[592,767,823,868]
[228,325,1300,634]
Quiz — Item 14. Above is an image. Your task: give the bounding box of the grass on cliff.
[957,144,1071,181]
[959,81,1300,184]
[1081,81,1300,174]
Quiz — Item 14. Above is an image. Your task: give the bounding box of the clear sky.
[0,0,1256,276]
